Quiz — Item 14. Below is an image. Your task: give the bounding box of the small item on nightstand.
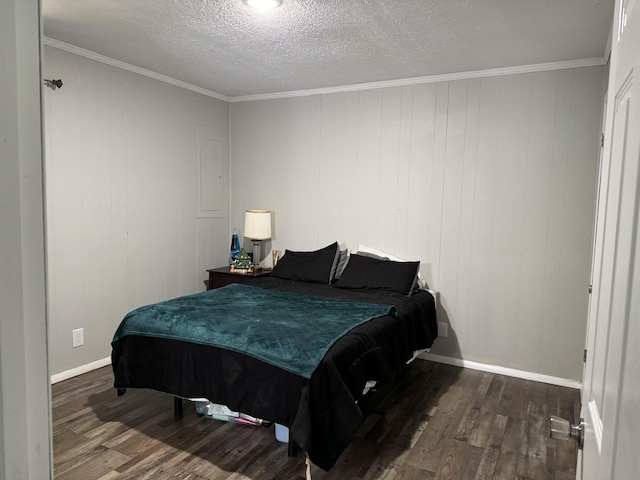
[272,250,280,267]
[229,229,240,265]
[231,248,253,273]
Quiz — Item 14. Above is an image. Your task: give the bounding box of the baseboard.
[51,352,581,389]
[50,356,112,384]
[418,352,582,389]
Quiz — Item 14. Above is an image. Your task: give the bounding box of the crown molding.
[230,57,606,102]
[43,37,605,105]
[43,37,231,102]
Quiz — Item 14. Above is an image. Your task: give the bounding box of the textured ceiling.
[42,0,614,98]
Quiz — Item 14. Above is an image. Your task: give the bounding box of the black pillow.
[270,242,339,284]
[333,253,419,296]
[355,250,419,292]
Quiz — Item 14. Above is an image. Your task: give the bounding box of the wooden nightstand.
[205,266,271,290]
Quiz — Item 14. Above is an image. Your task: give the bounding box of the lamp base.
[252,240,262,269]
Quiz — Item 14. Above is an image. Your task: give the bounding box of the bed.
[111,243,438,471]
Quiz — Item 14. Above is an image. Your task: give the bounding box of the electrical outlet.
[437,322,448,338]
[72,328,84,348]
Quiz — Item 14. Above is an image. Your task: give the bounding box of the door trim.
[588,399,603,451]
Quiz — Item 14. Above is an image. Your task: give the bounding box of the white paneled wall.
[230,66,604,381]
[43,47,229,375]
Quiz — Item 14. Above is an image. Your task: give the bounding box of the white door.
[580,0,640,477]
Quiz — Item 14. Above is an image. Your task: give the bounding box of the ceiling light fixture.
[242,0,283,11]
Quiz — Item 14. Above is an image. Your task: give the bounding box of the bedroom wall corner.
[43,46,230,376]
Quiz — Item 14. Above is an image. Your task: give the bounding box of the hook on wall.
[44,79,63,90]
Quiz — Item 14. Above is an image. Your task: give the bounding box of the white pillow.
[357,245,427,290]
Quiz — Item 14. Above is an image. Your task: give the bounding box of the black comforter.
[111,277,437,470]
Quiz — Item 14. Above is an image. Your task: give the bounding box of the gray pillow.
[331,249,349,281]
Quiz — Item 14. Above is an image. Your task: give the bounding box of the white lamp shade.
[244,210,272,240]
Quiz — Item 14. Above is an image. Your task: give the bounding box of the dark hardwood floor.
[52,360,580,479]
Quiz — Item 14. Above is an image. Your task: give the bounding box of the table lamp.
[244,209,272,269]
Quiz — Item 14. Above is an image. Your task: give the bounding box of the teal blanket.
[112,284,395,379]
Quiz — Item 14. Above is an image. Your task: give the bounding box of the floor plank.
[52,360,579,479]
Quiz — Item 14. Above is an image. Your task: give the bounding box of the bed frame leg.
[287,439,298,457]
[174,396,183,416]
